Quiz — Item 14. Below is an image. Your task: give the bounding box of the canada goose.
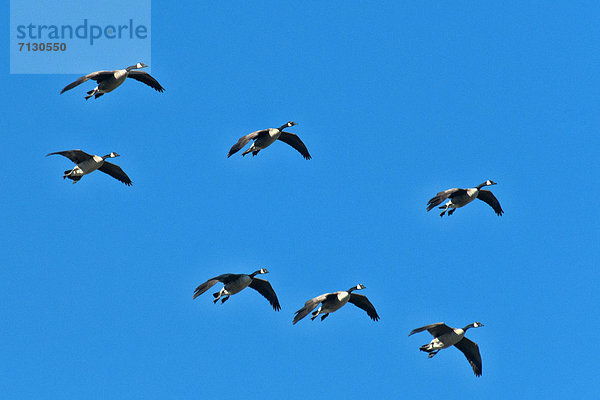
[227,121,311,159]
[427,180,503,217]
[193,268,280,311]
[60,62,164,100]
[292,284,379,324]
[409,322,484,376]
[46,150,132,186]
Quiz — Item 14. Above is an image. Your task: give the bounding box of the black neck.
[249,270,262,278]
[277,123,290,131]
[462,323,474,331]
[476,182,487,190]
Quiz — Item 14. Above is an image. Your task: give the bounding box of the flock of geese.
[50,62,506,377]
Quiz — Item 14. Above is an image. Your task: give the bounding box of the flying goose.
[46,150,132,186]
[409,322,484,376]
[227,121,311,159]
[427,180,503,217]
[60,62,164,100]
[193,268,280,311]
[292,284,379,324]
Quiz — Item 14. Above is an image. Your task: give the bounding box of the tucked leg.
[428,350,439,358]
[84,88,98,100]
[310,308,321,321]
[439,203,450,217]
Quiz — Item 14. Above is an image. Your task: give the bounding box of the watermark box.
[10,0,151,74]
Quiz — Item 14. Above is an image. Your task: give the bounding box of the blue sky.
[2,1,599,398]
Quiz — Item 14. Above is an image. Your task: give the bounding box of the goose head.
[251,268,269,277]
[476,180,497,190]
[102,152,120,159]
[278,121,297,131]
[464,321,484,331]
[348,283,366,292]
[127,62,148,71]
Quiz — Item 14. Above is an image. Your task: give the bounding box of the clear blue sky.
[2,1,599,398]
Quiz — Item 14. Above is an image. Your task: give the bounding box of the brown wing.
[348,293,380,321]
[409,322,453,337]
[46,150,93,164]
[248,278,281,311]
[426,189,464,211]
[454,337,483,376]
[127,71,165,92]
[193,279,220,299]
[227,130,267,157]
[97,161,132,186]
[477,190,503,216]
[277,132,312,160]
[292,293,329,325]
[192,273,238,299]
[60,71,115,93]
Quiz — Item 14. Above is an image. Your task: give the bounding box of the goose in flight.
[60,62,164,100]
[193,268,280,311]
[227,121,311,159]
[293,284,379,324]
[426,180,503,217]
[409,322,484,376]
[46,150,132,186]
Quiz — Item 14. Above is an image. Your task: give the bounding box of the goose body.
[409,322,484,376]
[228,121,311,159]
[60,62,164,100]
[73,155,105,175]
[46,150,132,186]
[293,284,379,324]
[427,180,503,217]
[193,268,280,311]
[249,128,282,153]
